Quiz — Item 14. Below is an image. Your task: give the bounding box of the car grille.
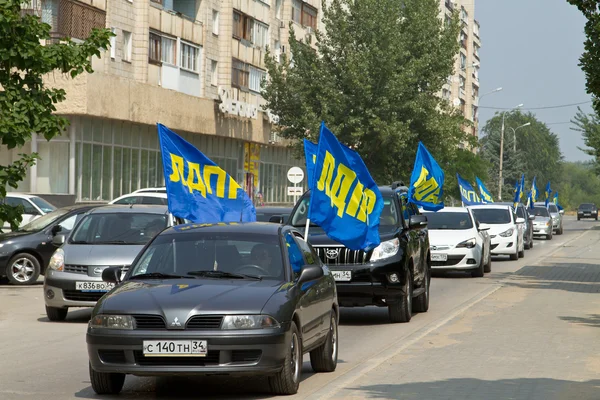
[490,244,499,250]
[63,290,104,302]
[431,255,464,267]
[133,315,166,330]
[134,351,221,366]
[186,315,223,330]
[64,265,88,274]
[98,350,126,364]
[314,246,367,265]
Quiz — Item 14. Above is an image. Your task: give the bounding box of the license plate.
[143,340,207,357]
[431,254,447,262]
[331,270,351,282]
[75,281,115,292]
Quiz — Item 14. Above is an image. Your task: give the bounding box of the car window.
[532,207,549,217]
[142,196,167,205]
[516,206,526,219]
[19,208,70,232]
[29,197,56,213]
[70,213,168,245]
[293,233,319,265]
[398,193,410,228]
[425,212,473,230]
[285,232,305,275]
[471,209,511,224]
[58,215,78,231]
[113,196,141,205]
[5,197,37,214]
[548,204,559,213]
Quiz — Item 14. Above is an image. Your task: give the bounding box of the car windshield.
[532,207,549,217]
[70,213,168,245]
[579,203,595,210]
[425,212,473,230]
[256,211,290,222]
[290,195,398,227]
[515,206,526,219]
[29,197,57,213]
[18,209,70,232]
[548,204,559,213]
[129,233,284,280]
[471,208,511,224]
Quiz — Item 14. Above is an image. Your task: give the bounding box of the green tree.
[0,0,111,229]
[262,0,486,193]
[571,107,600,173]
[480,111,562,201]
[555,161,600,210]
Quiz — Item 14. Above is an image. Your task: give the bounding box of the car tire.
[510,250,518,260]
[270,322,302,395]
[484,253,492,273]
[6,253,40,285]
[412,265,430,313]
[518,248,525,258]
[389,269,412,323]
[471,254,484,278]
[45,306,68,322]
[89,362,125,395]
[310,310,338,373]
[578,217,580,221]
[529,238,534,249]
[547,233,553,240]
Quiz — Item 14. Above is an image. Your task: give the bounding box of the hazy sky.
[477,0,593,162]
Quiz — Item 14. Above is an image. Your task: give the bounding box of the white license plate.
[331,270,351,282]
[143,340,207,357]
[75,281,115,292]
[431,254,447,262]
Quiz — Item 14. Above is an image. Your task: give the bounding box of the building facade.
[6,0,321,205]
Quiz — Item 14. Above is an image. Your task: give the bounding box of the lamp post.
[498,104,524,201]
[509,122,531,152]
[479,87,503,101]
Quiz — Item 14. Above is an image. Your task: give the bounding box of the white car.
[469,204,525,261]
[133,187,166,194]
[2,193,57,230]
[109,192,167,205]
[424,207,492,277]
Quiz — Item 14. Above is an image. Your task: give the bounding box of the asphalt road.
[0,216,591,400]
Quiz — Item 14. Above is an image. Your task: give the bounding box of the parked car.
[87,222,338,396]
[1,193,57,231]
[286,184,431,323]
[133,187,167,194]
[495,202,535,250]
[578,203,598,220]
[43,205,184,321]
[531,206,553,240]
[256,206,294,223]
[424,207,491,277]
[110,192,167,205]
[0,205,102,285]
[536,202,563,235]
[469,204,525,260]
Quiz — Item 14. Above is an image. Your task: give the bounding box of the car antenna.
[129,203,134,209]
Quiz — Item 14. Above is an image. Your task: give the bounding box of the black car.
[0,204,102,285]
[88,222,338,396]
[286,184,430,323]
[255,206,294,223]
[495,202,535,250]
[577,203,598,220]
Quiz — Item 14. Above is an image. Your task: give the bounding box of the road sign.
[287,187,303,196]
[287,167,304,184]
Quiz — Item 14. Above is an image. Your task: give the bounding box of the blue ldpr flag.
[519,174,525,200]
[303,139,318,188]
[457,174,481,206]
[308,122,384,251]
[513,179,522,207]
[545,181,552,207]
[531,176,539,202]
[475,177,494,203]
[407,142,444,211]
[157,123,256,223]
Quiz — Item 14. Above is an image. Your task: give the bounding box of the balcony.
[445,0,454,12]
[474,20,480,39]
[30,0,106,43]
[150,0,198,22]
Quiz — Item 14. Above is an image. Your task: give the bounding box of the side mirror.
[51,234,66,246]
[516,217,525,224]
[102,266,122,284]
[269,215,284,224]
[559,210,565,215]
[528,215,536,220]
[51,225,62,235]
[298,265,324,285]
[478,223,490,232]
[409,215,428,228]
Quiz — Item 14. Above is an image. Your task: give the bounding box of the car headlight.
[48,249,64,271]
[546,221,551,227]
[89,314,134,330]
[456,238,477,249]
[370,238,400,262]
[499,228,514,238]
[222,315,280,330]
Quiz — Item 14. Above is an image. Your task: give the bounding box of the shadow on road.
[346,378,600,399]
[37,308,91,323]
[339,306,391,326]
[560,314,600,328]
[505,263,600,294]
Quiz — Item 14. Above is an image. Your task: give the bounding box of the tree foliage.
[571,107,600,174]
[0,0,112,228]
[480,111,562,201]
[555,161,600,210]
[261,0,486,195]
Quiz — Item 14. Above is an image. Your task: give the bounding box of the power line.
[545,121,572,125]
[479,100,592,111]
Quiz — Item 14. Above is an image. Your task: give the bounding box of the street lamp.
[479,87,503,101]
[509,122,531,152]
[498,104,524,201]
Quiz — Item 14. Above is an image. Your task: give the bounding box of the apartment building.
[440,0,480,137]
[4,0,320,205]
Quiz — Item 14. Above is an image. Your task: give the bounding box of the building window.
[460,53,467,69]
[459,75,465,89]
[252,21,269,49]
[180,42,199,72]
[249,67,266,93]
[150,0,162,4]
[275,0,282,19]
[122,31,132,62]
[210,60,218,86]
[301,3,317,30]
[232,58,249,90]
[233,11,244,39]
[161,36,176,65]
[109,28,116,59]
[212,10,219,35]
[274,40,281,62]
[292,0,302,24]
[149,32,161,64]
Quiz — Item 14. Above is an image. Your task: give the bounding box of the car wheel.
[309,310,338,373]
[89,362,125,395]
[270,321,302,395]
[471,254,484,278]
[509,249,518,260]
[45,306,68,322]
[578,217,580,221]
[518,247,525,258]
[484,252,492,273]
[389,269,412,323]
[547,233,553,240]
[6,253,40,285]
[412,265,430,313]
[529,238,534,249]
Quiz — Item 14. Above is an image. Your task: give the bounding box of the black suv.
[578,203,598,220]
[287,184,431,323]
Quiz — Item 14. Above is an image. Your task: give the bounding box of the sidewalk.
[326,229,600,399]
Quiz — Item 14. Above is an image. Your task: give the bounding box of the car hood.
[96,279,282,322]
[483,223,514,236]
[0,230,37,242]
[306,225,398,247]
[428,229,477,247]
[63,244,144,266]
[533,216,551,223]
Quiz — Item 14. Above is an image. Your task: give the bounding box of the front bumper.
[533,225,552,236]
[87,327,289,376]
[44,270,108,308]
[578,212,597,219]
[489,234,517,256]
[430,247,481,271]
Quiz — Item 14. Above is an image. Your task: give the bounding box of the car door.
[5,197,41,228]
[397,193,418,273]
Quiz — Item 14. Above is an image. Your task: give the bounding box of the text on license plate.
[75,281,115,292]
[143,340,207,356]
[331,270,351,282]
[431,254,447,262]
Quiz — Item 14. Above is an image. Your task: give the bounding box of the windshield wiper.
[187,270,262,280]
[130,272,190,280]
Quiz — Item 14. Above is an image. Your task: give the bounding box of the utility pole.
[497,104,524,201]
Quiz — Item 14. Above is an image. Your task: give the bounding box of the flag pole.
[304,218,310,240]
